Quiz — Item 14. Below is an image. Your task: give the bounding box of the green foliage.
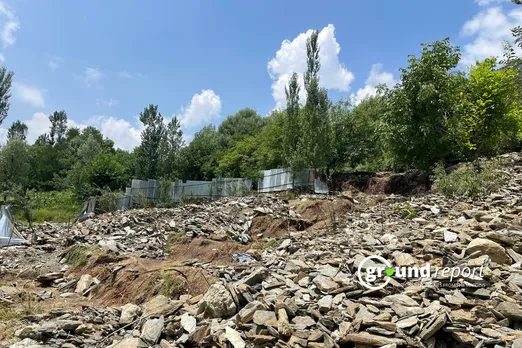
[381,38,465,171]
[0,66,13,127]
[460,58,522,158]
[18,190,82,223]
[135,104,166,180]
[159,117,184,180]
[97,189,121,212]
[49,110,68,145]
[0,140,30,197]
[394,203,417,219]
[180,125,221,180]
[157,271,187,297]
[284,72,301,169]
[432,159,510,200]
[63,245,94,269]
[7,120,28,142]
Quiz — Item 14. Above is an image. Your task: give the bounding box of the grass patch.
[394,203,417,219]
[156,271,187,298]
[166,233,190,254]
[63,245,98,269]
[12,190,82,224]
[432,158,510,200]
[252,238,280,250]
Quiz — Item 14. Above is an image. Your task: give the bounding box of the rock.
[318,295,333,312]
[120,303,141,325]
[253,310,277,326]
[394,253,416,266]
[444,230,458,242]
[465,238,512,265]
[75,274,93,293]
[143,295,182,317]
[198,283,237,318]
[291,316,316,330]
[313,275,339,293]
[342,332,406,345]
[419,314,447,340]
[225,326,246,348]
[236,300,265,323]
[113,337,141,348]
[277,308,292,337]
[497,302,522,321]
[240,267,268,286]
[180,313,197,333]
[140,316,164,345]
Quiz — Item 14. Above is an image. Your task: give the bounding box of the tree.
[460,57,522,158]
[179,125,221,180]
[7,120,28,142]
[49,110,68,145]
[381,38,465,171]
[218,108,267,148]
[300,30,332,171]
[284,72,301,169]
[0,67,13,127]
[160,116,184,179]
[0,140,30,199]
[135,104,166,180]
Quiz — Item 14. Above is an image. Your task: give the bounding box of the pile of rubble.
[16,195,291,259]
[4,155,522,347]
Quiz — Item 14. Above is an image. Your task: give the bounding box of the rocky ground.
[2,154,522,347]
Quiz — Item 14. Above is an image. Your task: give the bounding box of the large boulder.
[198,283,237,318]
[465,238,512,265]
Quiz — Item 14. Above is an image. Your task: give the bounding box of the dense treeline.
[2,13,522,204]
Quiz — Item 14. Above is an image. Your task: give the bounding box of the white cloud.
[88,115,143,151]
[267,24,354,109]
[460,6,522,66]
[0,126,6,144]
[118,70,134,79]
[351,64,396,105]
[0,53,4,63]
[49,56,63,70]
[96,98,119,107]
[0,1,19,48]
[82,67,104,87]
[474,0,508,6]
[13,83,45,108]
[177,89,222,131]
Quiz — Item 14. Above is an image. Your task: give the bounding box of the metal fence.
[257,168,329,194]
[118,177,252,209]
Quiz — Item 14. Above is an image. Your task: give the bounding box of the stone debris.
[3,154,522,347]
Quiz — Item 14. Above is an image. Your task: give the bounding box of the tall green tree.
[218,108,266,148]
[49,110,68,145]
[284,72,301,169]
[0,67,13,127]
[381,38,465,171]
[135,104,166,180]
[160,116,184,179]
[7,120,28,142]
[300,30,332,171]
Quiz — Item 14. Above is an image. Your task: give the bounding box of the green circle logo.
[385,268,395,277]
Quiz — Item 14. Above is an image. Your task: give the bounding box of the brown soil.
[331,170,430,195]
[168,237,249,265]
[249,216,291,239]
[291,199,353,230]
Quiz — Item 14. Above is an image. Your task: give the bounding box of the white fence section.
[257,168,329,194]
[118,177,252,209]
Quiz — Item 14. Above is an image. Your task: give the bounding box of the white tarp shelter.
[0,205,25,246]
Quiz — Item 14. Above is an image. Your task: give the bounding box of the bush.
[97,190,122,212]
[432,158,510,200]
[394,203,417,219]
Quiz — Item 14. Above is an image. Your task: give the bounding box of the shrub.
[98,190,122,212]
[432,158,510,200]
[13,190,82,223]
[394,203,417,219]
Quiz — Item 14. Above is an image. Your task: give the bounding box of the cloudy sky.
[0,0,520,150]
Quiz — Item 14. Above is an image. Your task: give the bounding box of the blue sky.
[0,0,520,150]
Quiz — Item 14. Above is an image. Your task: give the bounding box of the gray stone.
[140,317,164,345]
[198,283,237,318]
